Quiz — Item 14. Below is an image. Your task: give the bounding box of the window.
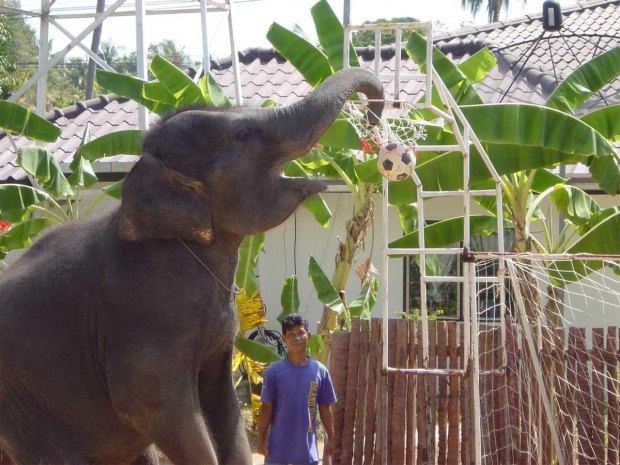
[404,229,515,321]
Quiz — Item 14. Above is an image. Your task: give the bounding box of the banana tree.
[387,35,620,322]
[0,100,142,263]
[268,2,620,360]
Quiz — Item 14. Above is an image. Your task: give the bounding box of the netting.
[476,255,620,465]
[341,100,427,162]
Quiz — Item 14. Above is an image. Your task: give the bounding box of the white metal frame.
[0,0,244,125]
[342,19,507,465]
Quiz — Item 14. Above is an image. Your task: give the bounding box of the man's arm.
[319,403,335,458]
[257,402,273,457]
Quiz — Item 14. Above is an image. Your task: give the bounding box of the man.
[257,314,336,465]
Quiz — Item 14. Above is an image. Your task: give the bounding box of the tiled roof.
[1,0,619,182]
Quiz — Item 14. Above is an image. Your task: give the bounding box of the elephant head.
[117,67,384,245]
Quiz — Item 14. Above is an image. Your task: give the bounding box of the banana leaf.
[546,46,620,114]
[406,31,483,105]
[283,160,331,227]
[199,72,231,107]
[235,233,264,297]
[236,290,267,332]
[308,256,344,313]
[349,277,378,319]
[277,275,300,323]
[267,22,332,87]
[17,147,73,197]
[389,215,507,249]
[79,130,143,161]
[102,179,125,199]
[318,117,361,150]
[0,217,53,250]
[95,70,174,115]
[68,124,98,188]
[397,203,418,235]
[311,0,359,72]
[0,184,50,222]
[580,104,620,141]
[143,81,178,106]
[549,184,600,227]
[234,336,282,363]
[308,334,326,356]
[458,47,497,83]
[0,100,61,142]
[549,209,620,283]
[150,55,204,106]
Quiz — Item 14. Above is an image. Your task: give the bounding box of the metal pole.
[135,0,148,130]
[36,0,50,116]
[470,261,483,465]
[200,0,210,74]
[227,0,243,106]
[8,0,128,103]
[48,19,116,72]
[381,170,389,465]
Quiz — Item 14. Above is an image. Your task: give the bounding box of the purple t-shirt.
[261,357,337,464]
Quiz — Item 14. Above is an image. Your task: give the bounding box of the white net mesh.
[476,256,620,465]
[341,100,427,160]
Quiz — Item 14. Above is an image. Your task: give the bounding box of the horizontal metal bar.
[387,247,463,256]
[386,367,466,376]
[349,22,431,31]
[421,275,503,284]
[49,6,226,19]
[422,276,464,283]
[416,144,461,152]
[379,73,427,81]
[471,189,498,196]
[385,367,505,377]
[470,252,620,261]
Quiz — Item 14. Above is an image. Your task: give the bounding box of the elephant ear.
[118,154,214,244]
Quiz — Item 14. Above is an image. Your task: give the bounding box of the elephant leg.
[199,350,252,465]
[129,395,219,465]
[130,445,159,465]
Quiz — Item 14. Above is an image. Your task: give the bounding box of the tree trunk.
[85,0,106,100]
[318,197,373,364]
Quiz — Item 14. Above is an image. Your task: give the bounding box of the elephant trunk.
[269,68,384,160]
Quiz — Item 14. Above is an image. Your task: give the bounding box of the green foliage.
[396,309,444,321]
[351,17,422,47]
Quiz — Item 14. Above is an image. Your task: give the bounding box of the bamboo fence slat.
[437,322,448,465]
[353,319,370,465]
[591,328,606,464]
[330,331,351,464]
[341,318,361,465]
[363,319,380,465]
[390,320,408,465]
[417,321,429,465]
[406,320,417,465]
[446,322,459,465]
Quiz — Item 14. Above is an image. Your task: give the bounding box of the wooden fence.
[328,318,620,465]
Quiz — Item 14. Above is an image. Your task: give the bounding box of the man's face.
[283,324,310,355]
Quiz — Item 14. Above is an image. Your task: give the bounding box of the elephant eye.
[235,129,250,142]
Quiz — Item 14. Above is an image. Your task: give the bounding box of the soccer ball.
[377,142,415,181]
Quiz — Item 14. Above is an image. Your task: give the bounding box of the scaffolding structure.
[342,13,507,463]
[0,0,243,128]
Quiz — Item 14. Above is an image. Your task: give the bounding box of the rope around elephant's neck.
[178,239,240,297]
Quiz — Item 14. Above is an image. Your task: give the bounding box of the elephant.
[0,67,384,465]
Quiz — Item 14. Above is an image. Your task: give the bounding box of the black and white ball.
[377,142,415,181]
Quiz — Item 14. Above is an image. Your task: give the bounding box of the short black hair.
[281,313,309,335]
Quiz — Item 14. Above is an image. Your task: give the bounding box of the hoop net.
[341,100,427,161]
[475,255,620,465]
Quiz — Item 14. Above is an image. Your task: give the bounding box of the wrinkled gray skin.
[0,68,384,465]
